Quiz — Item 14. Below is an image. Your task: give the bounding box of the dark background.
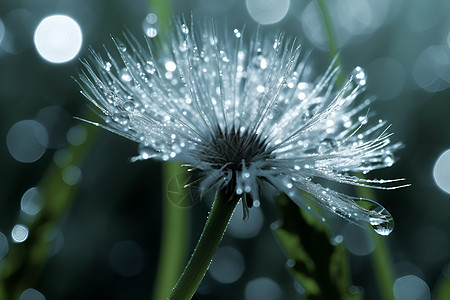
[1,0,449,299]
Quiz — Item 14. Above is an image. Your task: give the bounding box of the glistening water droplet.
[354,198,394,236]
[181,23,189,35]
[118,43,127,52]
[318,138,337,154]
[113,112,129,125]
[122,101,135,112]
[120,68,132,82]
[352,66,367,86]
[144,61,156,74]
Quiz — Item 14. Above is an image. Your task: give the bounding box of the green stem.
[358,187,395,300]
[168,193,239,300]
[370,231,396,300]
[148,0,172,38]
[316,0,345,85]
[152,162,189,300]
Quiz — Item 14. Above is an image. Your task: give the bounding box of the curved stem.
[168,193,239,300]
[152,162,189,300]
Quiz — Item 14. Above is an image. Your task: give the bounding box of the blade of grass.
[0,121,98,300]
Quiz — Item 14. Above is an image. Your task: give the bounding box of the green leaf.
[273,195,361,300]
[433,264,450,300]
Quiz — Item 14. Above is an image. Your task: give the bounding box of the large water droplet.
[371,220,394,236]
[318,138,337,154]
[122,101,135,112]
[120,68,132,82]
[384,153,395,167]
[354,198,394,236]
[112,112,129,125]
[351,66,367,86]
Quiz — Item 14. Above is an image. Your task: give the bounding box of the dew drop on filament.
[318,138,337,154]
[122,101,135,112]
[113,112,129,125]
[354,198,394,236]
[118,43,127,52]
[120,69,132,82]
[145,61,156,74]
[351,66,367,86]
[181,23,189,35]
[234,29,241,38]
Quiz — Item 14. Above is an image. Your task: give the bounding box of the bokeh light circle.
[21,187,43,216]
[7,120,48,163]
[433,149,450,194]
[245,277,282,300]
[209,246,245,284]
[393,275,430,300]
[19,288,46,300]
[11,224,29,243]
[246,0,290,25]
[34,15,82,63]
[228,201,264,239]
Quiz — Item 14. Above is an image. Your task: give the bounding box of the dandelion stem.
[168,192,238,300]
[152,162,189,300]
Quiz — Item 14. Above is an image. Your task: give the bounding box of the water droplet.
[143,25,158,38]
[120,68,132,82]
[384,154,394,167]
[104,62,112,71]
[122,101,135,112]
[118,43,127,52]
[234,28,241,38]
[351,66,367,86]
[144,61,156,74]
[354,198,394,236]
[318,138,337,154]
[113,112,129,125]
[251,56,268,70]
[181,23,189,34]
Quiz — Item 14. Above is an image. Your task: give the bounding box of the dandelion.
[77,18,405,299]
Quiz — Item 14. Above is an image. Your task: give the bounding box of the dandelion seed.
[77,19,405,235]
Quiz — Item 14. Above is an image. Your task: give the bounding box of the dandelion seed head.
[78,18,405,235]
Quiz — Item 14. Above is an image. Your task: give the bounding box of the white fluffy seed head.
[78,18,405,235]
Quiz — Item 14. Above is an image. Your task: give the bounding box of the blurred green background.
[1,0,450,299]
